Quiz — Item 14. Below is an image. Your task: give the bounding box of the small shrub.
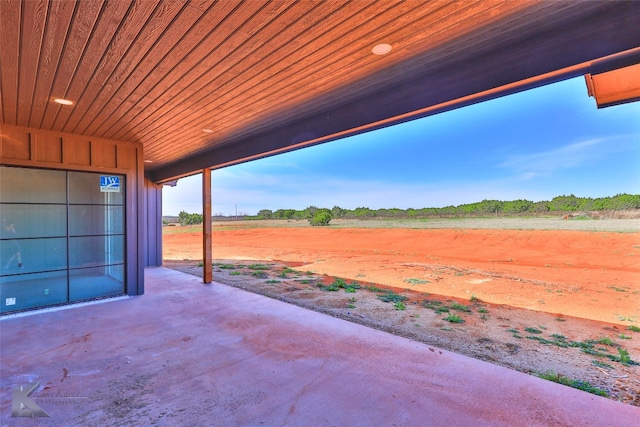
[528,336,563,346]
[450,302,471,312]
[422,300,441,309]
[229,271,241,276]
[378,291,408,303]
[524,327,543,334]
[444,314,464,323]
[394,301,406,310]
[581,347,609,357]
[218,264,237,269]
[596,337,615,346]
[423,300,454,313]
[333,278,347,288]
[247,264,271,270]
[610,348,638,366]
[178,210,203,225]
[627,325,640,333]
[477,307,488,313]
[308,210,332,226]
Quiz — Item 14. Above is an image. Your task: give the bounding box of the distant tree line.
[254,193,640,221]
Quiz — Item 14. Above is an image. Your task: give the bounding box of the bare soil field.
[163,218,640,405]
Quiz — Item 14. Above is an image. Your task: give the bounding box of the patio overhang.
[1,1,639,183]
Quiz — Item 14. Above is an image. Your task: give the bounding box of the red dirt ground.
[164,227,640,326]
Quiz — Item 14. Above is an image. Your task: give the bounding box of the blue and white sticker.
[100,175,120,192]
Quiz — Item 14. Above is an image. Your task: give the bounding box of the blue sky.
[163,77,640,216]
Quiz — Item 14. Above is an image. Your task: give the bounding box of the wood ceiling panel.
[114,0,340,143]
[107,0,294,141]
[90,0,265,138]
[68,0,185,136]
[39,0,105,130]
[0,0,21,125]
[203,1,477,136]
[136,0,370,152]
[45,1,133,130]
[52,0,149,132]
[309,1,567,112]
[17,0,48,125]
[59,0,160,132]
[26,0,76,128]
[139,0,430,157]
[78,2,235,138]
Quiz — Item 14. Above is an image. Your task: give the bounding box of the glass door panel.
[1,167,126,314]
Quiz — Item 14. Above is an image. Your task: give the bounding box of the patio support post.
[202,168,212,283]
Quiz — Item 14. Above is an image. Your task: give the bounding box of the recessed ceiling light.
[372,43,392,55]
[54,98,74,105]
[202,128,214,133]
[144,160,153,163]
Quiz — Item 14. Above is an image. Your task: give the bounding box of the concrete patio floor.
[1,267,638,426]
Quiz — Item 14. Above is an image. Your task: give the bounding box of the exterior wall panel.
[143,174,162,267]
[0,125,145,308]
[0,127,30,160]
[34,133,63,163]
[91,141,117,168]
[64,137,91,166]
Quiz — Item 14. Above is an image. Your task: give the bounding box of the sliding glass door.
[0,166,125,313]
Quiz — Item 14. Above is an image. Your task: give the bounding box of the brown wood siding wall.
[0,124,145,296]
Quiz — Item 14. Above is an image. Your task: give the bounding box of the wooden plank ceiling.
[1,0,639,182]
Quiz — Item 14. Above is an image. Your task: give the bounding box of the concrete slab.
[1,267,638,426]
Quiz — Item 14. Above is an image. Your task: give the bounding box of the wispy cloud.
[498,138,604,174]
[498,135,638,179]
